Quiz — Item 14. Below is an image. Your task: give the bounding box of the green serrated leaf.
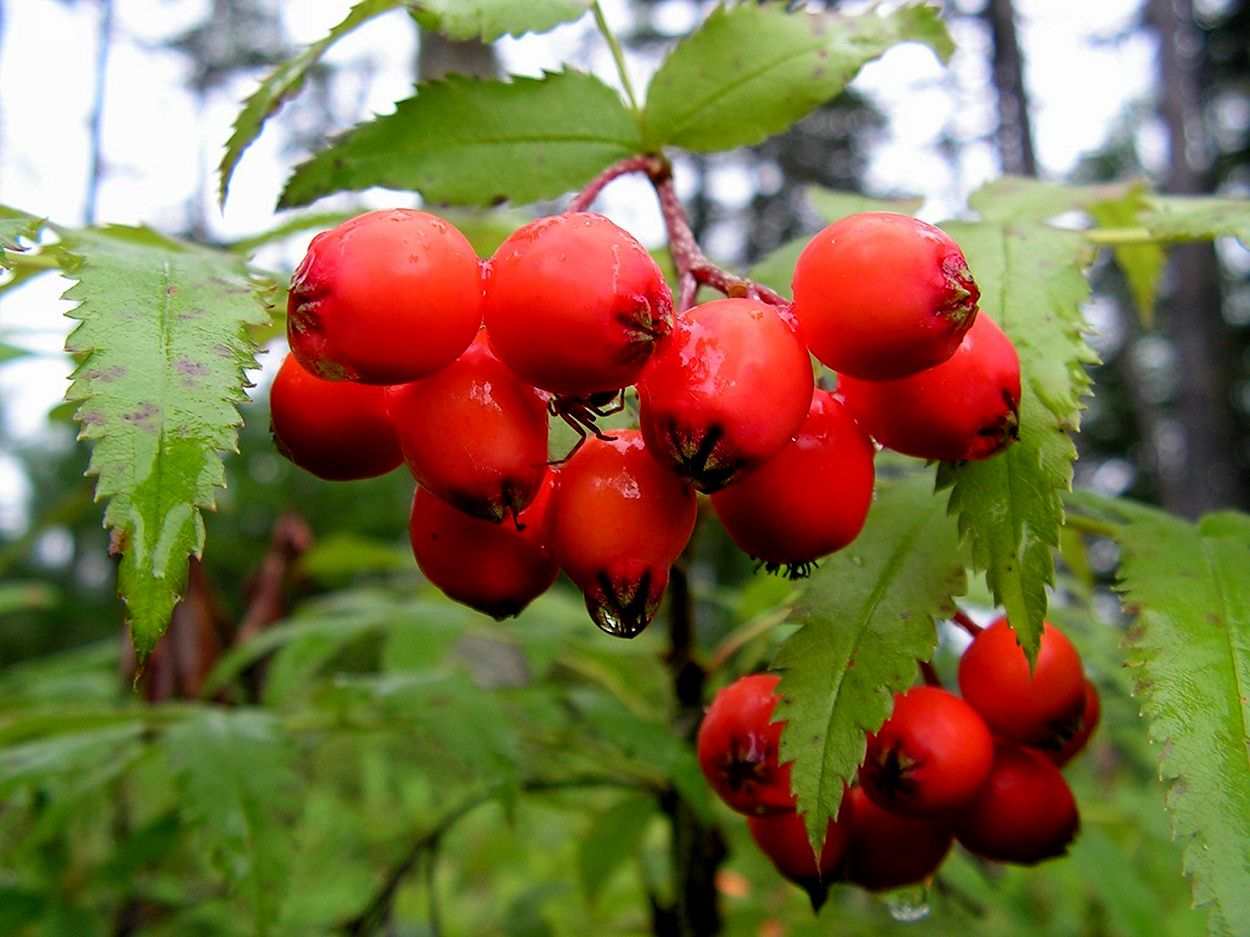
[773,473,966,845]
[936,183,1098,660]
[643,2,952,153]
[1089,183,1165,327]
[1115,506,1250,937]
[410,0,592,40]
[164,709,298,936]
[218,0,405,206]
[0,723,146,796]
[280,69,640,209]
[1143,194,1250,248]
[59,225,269,661]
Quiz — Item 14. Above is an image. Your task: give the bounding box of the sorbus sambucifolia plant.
[695,613,1095,900]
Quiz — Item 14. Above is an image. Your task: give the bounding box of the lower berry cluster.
[271,204,1022,637]
[697,617,1099,905]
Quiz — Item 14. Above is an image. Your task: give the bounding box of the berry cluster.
[697,616,1099,905]
[271,205,1021,636]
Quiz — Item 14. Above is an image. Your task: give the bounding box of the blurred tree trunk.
[982,0,1037,176]
[85,0,115,225]
[1148,0,1247,515]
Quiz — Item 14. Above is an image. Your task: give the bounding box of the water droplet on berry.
[883,884,931,923]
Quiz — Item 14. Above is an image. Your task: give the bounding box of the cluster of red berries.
[697,616,1099,905]
[270,206,1021,636]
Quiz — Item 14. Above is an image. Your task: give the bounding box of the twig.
[918,659,942,688]
[951,610,983,637]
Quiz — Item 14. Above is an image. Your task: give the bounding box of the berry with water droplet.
[842,787,953,892]
[546,430,695,637]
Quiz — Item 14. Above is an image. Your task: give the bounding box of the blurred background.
[0,2,1246,934]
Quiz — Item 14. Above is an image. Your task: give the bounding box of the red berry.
[709,389,874,575]
[1048,679,1101,766]
[387,332,549,523]
[696,674,794,815]
[408,479,557,620]
[287,209,483,385]
[637,298,813,491]
[748,810,849,888]
[546,431,696,637]
[792,212,979,380]
[269,354,402,481]
[954,743,1079,864]
[958,617,1086,748]
[858,686,994,817]
[842,787,953,892]
[483,213,673,397]
[837,311,1021,463]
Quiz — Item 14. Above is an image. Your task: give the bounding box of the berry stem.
[567,155,789,312]
[918,659,943,687]
[951,610,983,636]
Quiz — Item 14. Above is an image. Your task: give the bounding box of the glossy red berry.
[954,743,1079,864]
[287,209,483,385]
[483,213,673,397]
[837,311,1021,463]
[696,674,794,816]
[958,617,1086,748]
[387,332,549,523]
[709,389,874,576]
[408,478,557,620]
[748,810,849,897]
[1048,679,1101,766]
[269,354,402,481]
[842,787,953,892]
[637,298,813,491]
[546,430,696,637]
[858,686,994,817]
[792,212,979,380]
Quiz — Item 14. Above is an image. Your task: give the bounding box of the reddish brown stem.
[951,610,983,637]
[918,659,943,688]
[567,154,666,213]
[568,155,788,313]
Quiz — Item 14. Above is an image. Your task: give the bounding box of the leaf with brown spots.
[60,224,269,661]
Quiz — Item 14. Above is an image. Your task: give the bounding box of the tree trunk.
[981,0,1037,176]
[1147,0,1247,516]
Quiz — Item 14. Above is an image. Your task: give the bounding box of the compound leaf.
[219,0,405,206]
[1142,195,1250,248]
[643,2,952,152]
[1088,182,1166,327]
[937,179,1098,661]
[410,0,592,40]
[280,69,641,209]
[164,709,299,937]
[60,225,268,661]
[1113,503,1250,937]
[773,473,966,845]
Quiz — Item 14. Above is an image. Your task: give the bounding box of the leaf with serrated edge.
[643,2,952,153]
[60,225,268,661]
[165,709,297,936]
[0,206,43,269]
[1112,503,1250,937]
[936,179,1098,660]
[773,473,966,846]
[218,0,404,207]
[1089,182,1165,328]
[280,70,641,209]
[410,0,592,41]
[1143,194,1250,248]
